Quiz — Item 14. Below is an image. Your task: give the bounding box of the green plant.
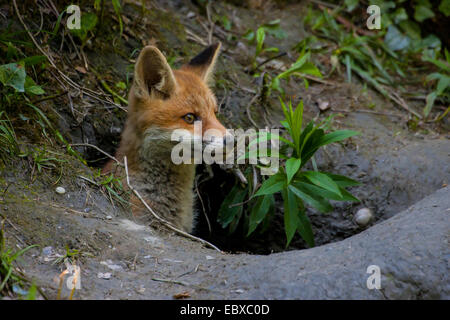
[0,111,20,162]
[53,245,92,265]
[270,50,323,95]
[0,61,45,103]
[0,220,38,298]
[244,19,286,69]
[218,99,360,247]
[422,49,450,118]
[94,170,128,207]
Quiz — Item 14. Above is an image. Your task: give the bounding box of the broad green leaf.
[384,25,410,51]
[281,188,300,247]
[436,75,450,95]
[317,130,359,147]
[0,62,26,92]
[424,91,437,117]
[296,206,315,247]
[302,171,342,197]
[414,5,435,22]
[294,181,359,202]
[254,173,285,197]
[439,0,450,16]
[323,173,360,187]
[25,76,45,95]
[295,61,323,78]
[289,184,332,213]
[247,194,274,236]
[217,184,247,228]
[286,158,301,184]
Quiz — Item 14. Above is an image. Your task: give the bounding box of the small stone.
[42,246,53,256]
[186,11,196,19]
[55,187,66,194]
[354,208,373,227]
[106,215,112,220]
[317,99,330,111]
[97,272,112,279]
[206,255,215,260]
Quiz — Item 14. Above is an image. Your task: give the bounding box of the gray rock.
[214,186,449,299]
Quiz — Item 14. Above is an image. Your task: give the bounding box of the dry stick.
[70,143,123,166]
[386,88,422,119]
[123,156,222,253]
[333,109,404,118]
[246,94,260,128]
[194,176,211,235]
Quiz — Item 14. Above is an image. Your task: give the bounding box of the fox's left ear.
[182,42,221,85]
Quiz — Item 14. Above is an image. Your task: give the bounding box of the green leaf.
[414,5,435,22]
[286,158,301,184]
[436,75,450,95]
[439,0,450,16]
[20,55,46,66]
[384,25,410,51]
[324,173,360,187]
[296,205,315,247]
[302,171,342,198]
[289,183,332,213]
[424,91,437,117]
[0,62,26,92]
[24,76,45,95]
[281,188,300,247]
[295,61,323,78]
[254,173,285,197]
[255,27,266,56]
[70,12,98,42]
[247,194,274,236]
[294,181,359,202]
[344,0,359,12]
[317,130,359,147]
[217,184,248,228]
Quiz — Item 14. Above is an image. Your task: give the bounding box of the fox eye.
[182,113,196,124]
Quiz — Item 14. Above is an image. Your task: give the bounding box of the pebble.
[42,246,53,256]
[55,186,66,194]
[354,208,373,227]
[97,272,112,280]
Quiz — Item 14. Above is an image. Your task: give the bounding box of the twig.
[386,88,422,119]
[194,176,211,235]
[31,92,68,105]
[123,156,222,252]
[246,94,260,128]
[255,52,287,70]
[70,143,123,166]
[332,109,404,118]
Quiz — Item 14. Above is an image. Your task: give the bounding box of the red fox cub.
[105,43,227,233]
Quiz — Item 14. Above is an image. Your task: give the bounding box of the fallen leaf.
[173,291,191,299]
[75,66,87,74]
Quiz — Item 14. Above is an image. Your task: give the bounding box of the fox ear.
[183,42,221,85]
[133,46,177,99]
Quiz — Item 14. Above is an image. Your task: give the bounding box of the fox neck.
[128,136,196,233]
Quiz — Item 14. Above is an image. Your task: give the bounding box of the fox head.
[126,43,229,162]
